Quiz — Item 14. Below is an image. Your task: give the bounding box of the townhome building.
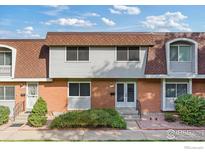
[1,32,205,116]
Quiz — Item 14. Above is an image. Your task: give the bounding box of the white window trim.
[65,46,90,63]
[0,44,16,78]
[166,38,198,75]
[0,52,12,66]
[170,45,192,62]
[162,79,192,111]
[115,46,141,62]
[68,81,91,98]
[165,82,189,98]
[0,85,15,101]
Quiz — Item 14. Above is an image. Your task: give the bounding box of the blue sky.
[0,5,205,38]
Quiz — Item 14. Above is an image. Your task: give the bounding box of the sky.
[0,5,205,39]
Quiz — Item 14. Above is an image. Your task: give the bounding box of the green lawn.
[50,109,126,129]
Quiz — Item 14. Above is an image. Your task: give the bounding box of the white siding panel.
[50,47,147,78]
[68,97,91,110]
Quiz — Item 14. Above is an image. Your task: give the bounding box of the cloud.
[109,9,121,15]
[84,12,100,17]
[141,11,191,32]
[16,26,40,38]
[42,5,69,16]
[101,17,116,26]
[45,18,96,27]
[110,5,141,15]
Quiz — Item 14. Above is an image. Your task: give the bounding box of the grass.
[50,109,126,129]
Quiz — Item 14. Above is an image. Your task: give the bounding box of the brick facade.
[192,79,205,98]
[91,80,115,109]
[137,79,161,112]
[39,79,68,113]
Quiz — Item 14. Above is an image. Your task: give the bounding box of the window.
[117,47,140,61]
[0,52,12,65]
[0,86,15,100]
[166,83,187,98]
[66,47,89,61]
[170,45,191,62]
[69,83,90,96]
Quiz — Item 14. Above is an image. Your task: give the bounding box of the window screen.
[179,46,191,61]
[0,86,15,100]
[5,87,15,100]
[69,83,79,96]
[117,47,127,61]
[0,53,4,65]
[80,83,90,96]
[170,46,178,61]
[5,53,12,65]
[78,47,89,61]
[66,47,77,61]
[0,87,4,100]
[129,47,139,61]
[177,84,187,97]
[166,84,176,97]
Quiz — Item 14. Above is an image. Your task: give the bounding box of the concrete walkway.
[0,129,205,141]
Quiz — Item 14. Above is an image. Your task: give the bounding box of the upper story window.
[170,45,191,62]
[66,47,89,61]
[117,47,140,61]
[0,52,12,66]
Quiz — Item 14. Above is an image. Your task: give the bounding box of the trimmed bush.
[50,109,126,129]
[32,97,47,115]
[28,97,48,127]
[0,106,10,125]
[27,114,47,127]
[175,94,205,126]
[164,112,177,122]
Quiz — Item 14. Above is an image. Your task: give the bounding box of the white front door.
[26,83,38,110]
[116,82,136,108]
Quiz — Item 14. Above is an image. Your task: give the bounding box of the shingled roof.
[1,32,205,78]
[0,39,48,78]
[46,32,154,46]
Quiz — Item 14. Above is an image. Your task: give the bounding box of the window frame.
[165,82,188,98]
[0,86,15,101]
[116,46,140,62]
[68,81,91,98]
[170,45,192,62]
[0,52,12,66]
[65,46,89,62]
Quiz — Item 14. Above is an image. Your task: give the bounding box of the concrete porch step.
[116,107,138,115]
[123,115,140,121]
[14,112,31,123]
[116,107,140,121]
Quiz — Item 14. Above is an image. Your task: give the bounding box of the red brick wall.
[138,79,161,112]
[91,80,115,109]
[192,79,205,98]
[39,79,67,112]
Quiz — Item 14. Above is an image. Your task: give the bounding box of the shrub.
[164,112,177,122]
[28,97,48,127]
[0,106,10,125]
[31,97,47,115]
[50,109,126,129]
[175,94,205,126]
[28,114,47,127]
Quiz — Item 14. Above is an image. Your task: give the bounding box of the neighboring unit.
[1,32,205,116]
